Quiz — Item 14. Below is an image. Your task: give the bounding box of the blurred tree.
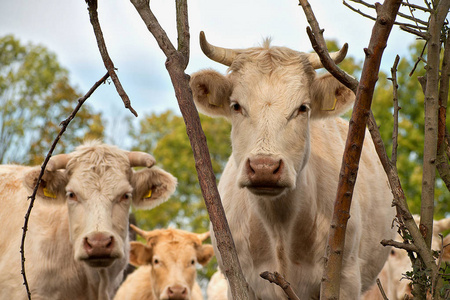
[0,35,104,165]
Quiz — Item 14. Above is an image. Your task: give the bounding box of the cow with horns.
[190,32,395,299]
[0,141,177,300]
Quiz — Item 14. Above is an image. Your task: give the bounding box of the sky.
[0,0,419,143]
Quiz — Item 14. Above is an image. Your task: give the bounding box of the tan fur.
[0,142,176,300]
[191,40,395,299]
[114,228,213,300]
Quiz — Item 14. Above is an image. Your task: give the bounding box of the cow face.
[190,32,355,198]
[23,142,177,268]
[129,227,214,300]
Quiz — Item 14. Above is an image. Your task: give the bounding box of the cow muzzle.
[244,156,286,196]
[81,232,117,268]
[162,284,189,300]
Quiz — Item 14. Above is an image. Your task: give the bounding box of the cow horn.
[197,231,210,242]
[305,43,348,69]
[46,154,70,172]
[130,224,153,240]
[200,31,237,66]
[128,151,156,168]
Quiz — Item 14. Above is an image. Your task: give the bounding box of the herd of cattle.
[0,32,449,299]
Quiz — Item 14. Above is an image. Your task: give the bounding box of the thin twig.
[390,55,401,165]
[85,0,138,117]
[260,271,301,300]
[381,239,418,252]
[20,72,110,299]
[376,278,389,300]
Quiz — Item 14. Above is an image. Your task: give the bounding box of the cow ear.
[22,167,66,203]
[131,166,177,210]
[190,69,232,118]
[196,244,214,266]
[309,73,355,119]
[129,241,153,266]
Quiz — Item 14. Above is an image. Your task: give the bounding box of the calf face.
[129,226,214,300]
[190,32,355,198]
[23,142,177,268]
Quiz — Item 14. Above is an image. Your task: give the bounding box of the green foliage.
[0,35,104,165]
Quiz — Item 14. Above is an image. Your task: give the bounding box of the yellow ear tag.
[43,187,57,199]
[322,98,338,111]
[144,189,152,199]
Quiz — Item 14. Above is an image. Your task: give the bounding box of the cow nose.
[83,233,114,257]
[167,285,188,300]
[246,156,283,186]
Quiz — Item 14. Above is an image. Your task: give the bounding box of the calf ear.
[131,166,177,210]
[22,167,67,203]
[196,244,214,266]
[129,241,153,266]
[190,69,232,118]
[309,73,355,119]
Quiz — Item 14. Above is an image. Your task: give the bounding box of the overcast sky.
[0,1,419,142]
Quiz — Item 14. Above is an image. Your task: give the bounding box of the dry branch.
[299,0,403,298]
[85,0,138,117]
[390,55,400,165]
[21,72,110,299]
[260,271,301,300]
[129,0,249,298]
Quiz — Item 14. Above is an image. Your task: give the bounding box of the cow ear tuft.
[309,73,355,119]
[190,69,232,118]
[196,244,214,266]
[22,168,66,202]
[131,167,177,210]
[129,241,152,266]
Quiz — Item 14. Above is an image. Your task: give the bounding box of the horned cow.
[190,32,396,299]
[0,141,177,300]
[114,225,214,300]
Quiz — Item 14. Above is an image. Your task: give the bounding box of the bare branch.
[381,239,418,252]
[21,72,110,299]
[260,271,301,300]
[400,24,430,39]
[436,32,450,191]
[402,1,434,13]
[130,1,249,298]
[390,55,401,165]
[85,0,138,117]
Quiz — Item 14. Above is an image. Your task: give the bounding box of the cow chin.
[81,256,117,268]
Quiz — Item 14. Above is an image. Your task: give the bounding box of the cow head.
[23,141,177,268]
[190,32,355,198]
[129,225,214,300]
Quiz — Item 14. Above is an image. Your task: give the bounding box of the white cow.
[0,141,177,300]
[190,32,395,299]
[207,270,228,300]
[114,226,214,300]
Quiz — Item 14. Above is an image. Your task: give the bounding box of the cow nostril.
[273,160,283,174]
[246,159,255,175]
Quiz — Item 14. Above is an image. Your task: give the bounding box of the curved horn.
[196,231,211,242]
[128,151,156,168]
[46,154,70,171]
[200,31,237,66]
[305,43,349,69]
[130,224,153,240]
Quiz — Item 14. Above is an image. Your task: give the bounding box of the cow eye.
[121,193,132,201]
[153,258,159,265]
[191,259,195,265]
[298,103,310,114]
[230,101,242,113]
[66,191,77,201]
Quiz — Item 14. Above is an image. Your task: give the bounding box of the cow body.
[0,142,177,299]
[190,32,395,299]
[114,226,213,300]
